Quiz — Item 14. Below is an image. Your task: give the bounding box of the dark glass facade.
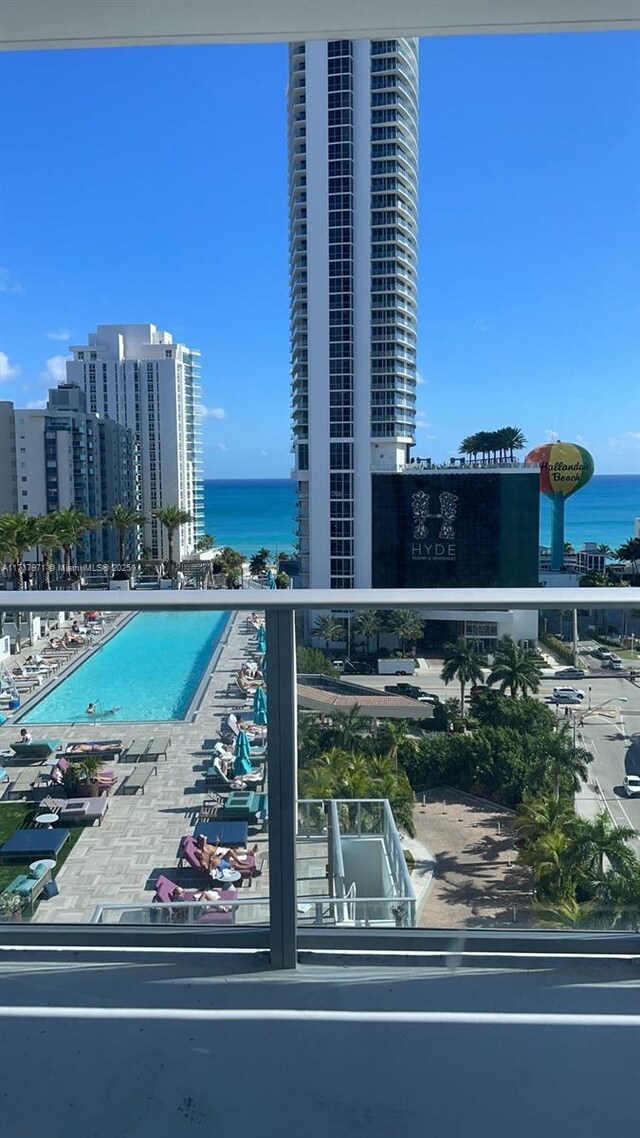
[371,472,540,588]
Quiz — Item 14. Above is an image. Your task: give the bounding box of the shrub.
[539,630,575,665]
[297,647,339,678]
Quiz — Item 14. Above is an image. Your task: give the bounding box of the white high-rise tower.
[67,324,203,562]
[289,39,419,589]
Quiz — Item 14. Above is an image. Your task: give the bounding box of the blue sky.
[0,32,639,478]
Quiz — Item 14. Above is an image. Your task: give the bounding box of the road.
[571,674,640,853]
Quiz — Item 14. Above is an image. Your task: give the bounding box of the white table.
[35,813,59,829]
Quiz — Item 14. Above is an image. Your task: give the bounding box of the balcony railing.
[0,586,638,968]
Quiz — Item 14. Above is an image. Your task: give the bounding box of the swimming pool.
[19,611,229,724]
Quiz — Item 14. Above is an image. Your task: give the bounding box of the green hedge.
[539,630,575,666]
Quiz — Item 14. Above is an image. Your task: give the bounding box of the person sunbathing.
[62,631,84,646]
[195,835,257,872]
[25,654,54,670]
[170,886,223,903]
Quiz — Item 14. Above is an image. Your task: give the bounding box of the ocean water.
[204,474,639,558]
[539,475,639,552]
[204,479,297,557]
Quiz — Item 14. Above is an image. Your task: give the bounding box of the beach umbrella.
[257,624,266,653]
[253,685,268,725]
[261,652,267,678]
[234,729,253,777]
[266,569,276,589]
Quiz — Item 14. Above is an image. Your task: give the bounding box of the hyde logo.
[410,490,458,561]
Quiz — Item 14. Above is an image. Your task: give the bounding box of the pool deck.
[1,611,275,923]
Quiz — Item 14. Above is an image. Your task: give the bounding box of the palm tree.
[105,504,147,567]
[502,426,526,460]
[195,533,215,553]
[330,705,366,750]
[152,505,193,569]
[313,614,343,652]
[374,719,418,772]
[441,637,486,710]
[37,516,63,590]
[615,537,640,583]
[516,793,577,847]
[386,610,424,657]
[564,541,575,556]
[486,636,542,698]
[597,543,612,559]
[50,506,97,581]
[249,548,271,577]
[579,569,618,588]
[533,895,590,928]
[0,513,42,589]
[353,610,383,656]
[535,723,592,801]
[587,865,640,929]
[459,434,479,461]
[570,813,638,882]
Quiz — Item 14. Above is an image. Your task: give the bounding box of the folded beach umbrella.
[253,685,268,725]
[260,652,267,678]
[266,569,276,589]
[234,729,253,777]
[257,624,266,654]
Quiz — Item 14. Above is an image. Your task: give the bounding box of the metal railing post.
[266,607,298,969]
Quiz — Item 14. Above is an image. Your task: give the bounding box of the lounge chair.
[39,796,110,826]
[6,768,39,799]
[152,874,236,924]
[126,739,150,762]
[9,739,62,762]
[122,764,157,795]
[145,737,170,762]
[193,820,249,847]
[205,758,265,794]
[65,740,124,760]
[218,791,268,826]
[179,823,249,869]
[1,861,53,915]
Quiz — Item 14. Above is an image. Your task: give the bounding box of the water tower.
[525,442,594,570]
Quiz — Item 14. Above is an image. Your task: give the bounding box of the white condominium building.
[67,323,203,562]
[289,38,419,589]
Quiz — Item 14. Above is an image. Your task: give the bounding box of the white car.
[553,686,585,702]
[623,775,640,798]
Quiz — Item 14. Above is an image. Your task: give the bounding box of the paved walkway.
[413,790,534,929]
[0,610,271,923]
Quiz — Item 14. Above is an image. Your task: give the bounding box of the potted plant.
[0,893,23,923]
[64,755,104,798]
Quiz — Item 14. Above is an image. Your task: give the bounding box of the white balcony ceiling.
[0,0,638,52]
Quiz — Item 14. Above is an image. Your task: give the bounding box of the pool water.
[20,611,229,724]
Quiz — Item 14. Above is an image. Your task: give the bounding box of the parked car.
[623,775,640,798]
[552,686,585,702]
[554,667,586,679]
[384,683,439,703]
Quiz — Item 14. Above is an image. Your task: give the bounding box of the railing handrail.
[0,587,637,612]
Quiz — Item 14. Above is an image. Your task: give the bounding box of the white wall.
[352,38,372,588]
[305,42,331,588]
[0,954,634,1138]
